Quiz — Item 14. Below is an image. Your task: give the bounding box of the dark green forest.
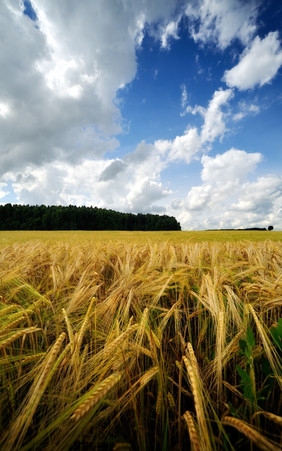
[0,204,181,231]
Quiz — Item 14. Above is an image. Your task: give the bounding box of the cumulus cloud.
[0,0,181,177]
[231,176,282,214]
[5,84,235,212]
[168,148,277,230]
[223,32,282,90]
[160,127,202,164]
[169,88,233,162]
[6,137,170,213]
[127,180,170,211]
[201,148,262,184]
[186,0,260,49]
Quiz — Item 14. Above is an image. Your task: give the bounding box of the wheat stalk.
[156,389,163,415]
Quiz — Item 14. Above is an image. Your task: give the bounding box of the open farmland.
[0,234,281,450]
[0,229,282,246]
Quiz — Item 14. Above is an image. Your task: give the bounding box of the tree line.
[0,204,181,231]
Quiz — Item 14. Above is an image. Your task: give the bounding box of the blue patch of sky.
[117,16,246,157]
[117,22,207,150]
[23,0,37,21]
[258,0,282,36]
[0,182,16,205]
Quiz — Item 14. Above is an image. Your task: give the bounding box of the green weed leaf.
[246,325,255,348]
[236,365,255,404]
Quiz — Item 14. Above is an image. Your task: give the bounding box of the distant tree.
[0,204,181,231]
[268,225,274,231]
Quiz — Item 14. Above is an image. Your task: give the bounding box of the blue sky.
[0,0,281,230]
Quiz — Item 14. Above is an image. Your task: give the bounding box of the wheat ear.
[38,332,66,385]
[62,308,74,346]
[71,372,121,421]
[0,305,21,317]
[76,296,96,351]
[222,416,281,451]
[138,366,159,388]
[0,326,40,350]
[0,316,27,334]
[101,324,138,362]
[183,343,211,450]
[183,411,201,451]
[252,411,282,426]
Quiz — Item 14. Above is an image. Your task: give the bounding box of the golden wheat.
[183,410,201,451]
[0,238,281,450]
[222,416,281,451]
[0,326,40,350]
[71,372,122,421]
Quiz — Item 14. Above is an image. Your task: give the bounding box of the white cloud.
[231,176,282,214]
[200,88,233,143]
[160,127,202,164]
[158,88,233,163]
[168,148,277,230]
[7,138,170,213]
[201,148,262,184]
[127,180,170,211]
[0,183,9,200]
[233,101,260,121]
[5,84,235,212]
[0,0,181,177]
[186,0,260,49]
[160,16,181,49]
[223,32,282,90]
[185,185,211,211]
[0,101,11,118]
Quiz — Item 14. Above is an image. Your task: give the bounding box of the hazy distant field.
[0,233,281,450]
[0,229,281,247]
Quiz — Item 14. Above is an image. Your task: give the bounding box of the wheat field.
[0,235,281,450]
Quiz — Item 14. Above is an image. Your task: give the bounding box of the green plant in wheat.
[236,325,257,408]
